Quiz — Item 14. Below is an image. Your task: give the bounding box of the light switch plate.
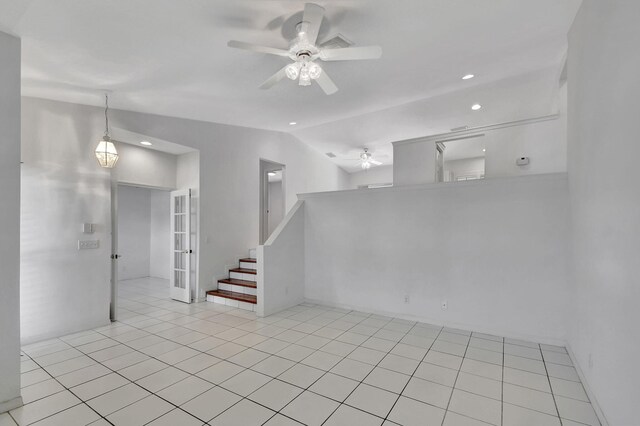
[78,240,99,250]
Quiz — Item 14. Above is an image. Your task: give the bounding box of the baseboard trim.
[565,345,609,426]
[261,298,305,318]
[0,396,23,414]
[303,297,567,347]
[21,317,111,346]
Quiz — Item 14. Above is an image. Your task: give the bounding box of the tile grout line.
[99,292,406,424]
[380,324,445,425]
[540,345,565,426]
[439,329,473,426]
[122,284,591,425]
[19,282,591,426]
[315,317,432,425]
[207,309,406,425]
[19,352,117,426]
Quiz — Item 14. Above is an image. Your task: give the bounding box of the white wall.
[20,97,348,342]
[149,190,170,280]
[302,174,570,343]
[444,157,485,181]
[115,143,177,190]
[393,140,437,186]
[0,30,22,413]
[349,165,393,189]
[117,185,151,280]
[111,108,350,299]
[268,182,284,236]
[394,113,566,186]
[484,112,566,178]
[20,99,112,344]
[258,201,306,317]
[567,2,640,424]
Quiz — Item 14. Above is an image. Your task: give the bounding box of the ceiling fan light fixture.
[361,161,371,170]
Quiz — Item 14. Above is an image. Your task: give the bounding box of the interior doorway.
[108,137,201,319]
[259,159,286,244]
[436,134,486,182]
[110,183,172,319]
[117,185,171,282]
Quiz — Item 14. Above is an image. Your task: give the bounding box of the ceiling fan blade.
[228,40,290,57]
[319,46,382,61]
[302,3,324,45]
[370,160,383,165]
[315,69,338,95]
[259,65,289,90]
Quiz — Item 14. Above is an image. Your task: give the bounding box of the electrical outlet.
[404,295,410,304]
[78,240,99,250]
[441,300,448,310]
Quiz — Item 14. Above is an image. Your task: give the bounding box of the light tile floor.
[6,278,601,426]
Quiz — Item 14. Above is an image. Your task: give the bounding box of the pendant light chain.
[104,94,110,137]
[95,92,119,168]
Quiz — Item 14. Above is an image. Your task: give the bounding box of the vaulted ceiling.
[0,0,581,172]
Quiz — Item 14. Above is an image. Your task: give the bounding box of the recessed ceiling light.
[471,104,482,111]
[268,172,276,176]
[289,122,297,126]
[462,74,475,80]
[140,141,152,146]
[482,148,486,152]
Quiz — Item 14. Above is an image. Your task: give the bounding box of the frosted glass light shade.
[95,138,119,168]
[285,63,300,80]
[308,63,322,80]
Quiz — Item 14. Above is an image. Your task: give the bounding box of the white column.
[0,30,22,413]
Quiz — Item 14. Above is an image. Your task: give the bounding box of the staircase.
[206,257,257,311]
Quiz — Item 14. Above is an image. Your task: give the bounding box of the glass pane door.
[170,189,191,303]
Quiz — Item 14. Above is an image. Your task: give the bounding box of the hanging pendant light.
[95,94,119,168]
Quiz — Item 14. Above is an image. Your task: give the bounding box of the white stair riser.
[218,283,257,296]
[230,272,256,282]
[206,294,255,312]
[240,261,256,269]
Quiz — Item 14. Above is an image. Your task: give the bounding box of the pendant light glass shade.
[95,93,118,168]
[95,136,119,168]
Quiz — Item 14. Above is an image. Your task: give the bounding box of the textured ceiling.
[0,0,581,172]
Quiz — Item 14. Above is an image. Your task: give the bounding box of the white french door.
[170,189,192,303]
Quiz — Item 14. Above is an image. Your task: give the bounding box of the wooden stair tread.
[218,278,257,288]
[207,289,257,304]
[230,267,256,275]
[239,258,256,263]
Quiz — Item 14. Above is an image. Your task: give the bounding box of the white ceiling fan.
[350,148,383,170]
[227,3,382,95]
